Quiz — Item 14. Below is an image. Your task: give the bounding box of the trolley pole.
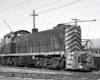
[3,20,13,32]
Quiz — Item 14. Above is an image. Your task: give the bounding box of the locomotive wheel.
[52,60,60,69]
[3,58,7,66]
[12,58,18,67]
[0,58,4,65]
[35,58,41,68]
[6,58,10,66]
[17,58,24,67]
[18,60,23,67]
[43,60,47,68]
[9,59,14,66]
[7,58,13,66]
[35,60,41,68]
[39,60,44,68]
[59,60,66,69]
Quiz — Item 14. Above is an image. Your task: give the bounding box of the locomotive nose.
[64,25,81,52]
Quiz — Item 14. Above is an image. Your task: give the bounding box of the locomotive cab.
[2,30,31,54]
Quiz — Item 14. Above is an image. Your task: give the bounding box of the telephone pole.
[72,18,80,27]
[64,18,96,27]
[72,18,96,27]
[30,10,38,29]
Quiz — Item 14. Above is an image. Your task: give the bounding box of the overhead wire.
[4,2,100,24]
[0,0,81,27]
[1,0,100,24]
[11,17,32,26]
[0,15,31,26]
[76,9,100,18]
[14,0,82,26]
[4,0,43,21]
[0,0,30,12]
[0,0,60,30]
[0,1,100,39]
[6,15,31,23]
[37,0,81,14]
[2,0,80,23]
[85,21,93,39]
[0,0,68,28]
[2,0,97,32]
[40,3,100,18]
[41,8,100,25]
[0,6,99,26]
[4,0,60,21]
[35,0,60,10]
[2,8,100,30]
[1,10,99,29]
[0,16,31,30]
[0,2,99,24]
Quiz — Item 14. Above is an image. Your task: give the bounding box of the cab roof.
[4,30,31,38]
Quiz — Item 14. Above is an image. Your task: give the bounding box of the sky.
[0,0,100,39]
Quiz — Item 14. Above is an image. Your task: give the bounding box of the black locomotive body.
[16,26,65,53]
[0,24,94,71]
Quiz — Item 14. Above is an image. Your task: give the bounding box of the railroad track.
[0,65,100,80]
[0,65,74,75]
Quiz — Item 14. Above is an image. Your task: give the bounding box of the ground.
[0,66,100,80]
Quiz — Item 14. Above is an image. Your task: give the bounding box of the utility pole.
[30,10,38,29]
[72,18,96,27]
[64,18,96,27]
[72,18,80,27]
[3,20,13,32]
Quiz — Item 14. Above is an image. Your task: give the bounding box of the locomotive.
[0,24,94,71]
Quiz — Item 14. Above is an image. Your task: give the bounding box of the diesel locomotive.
[0,24,95,71]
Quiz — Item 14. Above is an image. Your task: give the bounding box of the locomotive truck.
[0,24,94,71]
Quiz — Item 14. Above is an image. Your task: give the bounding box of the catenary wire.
[41,9,100,25]
[0,0,59,26]
[11,17,32,26]
[0,1,99,24]
[1,2,100,24]
[3,0,60,21]
[1,0,99,31]
[1,7,100,30]
[40,3,100,18]
[0,0,30,12]
[37,0,81,14]
[85,21,93,39]
[1,0,80,22]
[1,8,99,30]
[0,0,80,27]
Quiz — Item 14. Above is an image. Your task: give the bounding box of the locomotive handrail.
[81,39,95,51]
[0,51,65,57]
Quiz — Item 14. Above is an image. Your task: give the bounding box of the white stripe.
[65,38,81,46]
